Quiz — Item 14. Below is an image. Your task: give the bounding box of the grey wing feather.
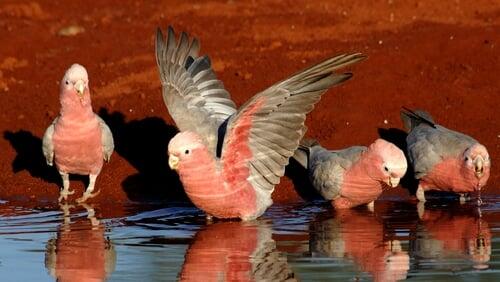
[222,53,366,195]
[156,26,237,154]
[400,107,435,132]
[42,117,58,166]
[309,145,366,199]
[407,123,478,178]
[96,115,114,162]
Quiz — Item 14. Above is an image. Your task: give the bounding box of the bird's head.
[168,131,206,171]
[463,143,491,184]
[61,64,89,104]
[369,139,408,188]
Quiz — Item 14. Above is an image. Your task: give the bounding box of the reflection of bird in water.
[309,209,409,282]
[179,220,296,282]
[412,202,491,270]
[45,203,116,282]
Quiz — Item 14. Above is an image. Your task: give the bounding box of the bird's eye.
[384,166,389,172]
[465,156,469,162]
[184,149,190,155]
[65,80,70,85]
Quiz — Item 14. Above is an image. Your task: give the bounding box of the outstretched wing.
[155,26,237,154]
[96,115,114,162]
[42,117,58,166]
[220,53,366,195]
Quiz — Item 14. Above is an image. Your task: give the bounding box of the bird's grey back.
[403,109,478,178]
[309,144,367,199]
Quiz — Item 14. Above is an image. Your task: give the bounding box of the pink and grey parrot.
[42,64,114,203]
[155,26,365,220]
[400,108,491,202]
[293,139,407,209]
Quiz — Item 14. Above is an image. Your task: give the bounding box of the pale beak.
[387,177,400,188]
[168,155,179,171]
[75,80,85,97]
[474,157,484,178]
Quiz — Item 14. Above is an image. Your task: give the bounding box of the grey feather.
[400,107,436,132]
[42,117,58,166]
[156,26,237,154]
[96,115,114,162]
[299,142,366,200]
[222,53,366,195]
[402,108,478,178]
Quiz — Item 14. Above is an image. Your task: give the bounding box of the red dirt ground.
[0,0,498,205]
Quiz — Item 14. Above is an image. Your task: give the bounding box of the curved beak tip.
[168,155,179,171]
[388,177,400,188]
[75,80,85,96]
[474,159,484,178]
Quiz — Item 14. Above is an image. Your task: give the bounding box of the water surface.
[1,196,500,281]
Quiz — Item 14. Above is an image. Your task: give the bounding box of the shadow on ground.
[4,130,60,185]
[98,108,189,202]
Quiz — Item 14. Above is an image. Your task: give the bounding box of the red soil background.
[0,0,498,205]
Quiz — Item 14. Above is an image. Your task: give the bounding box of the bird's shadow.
[4,130,60,185]
[4,109,188,203]
[98,108,188,202]
[285,158,324,201]
[377,127,419,195]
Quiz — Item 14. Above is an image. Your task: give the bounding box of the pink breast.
[178,151,257,219]
[53,117,103,175]
[339,169,384,207]
[420,158,480,193]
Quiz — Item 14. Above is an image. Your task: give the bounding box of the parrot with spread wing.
[156,26,365,220]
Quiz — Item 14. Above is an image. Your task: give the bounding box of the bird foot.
[416,186,426,202]
[206,214,214,224]
[459,193,468,205]
[76,190,101,203]
[367,201,375,213]
[58,189,75,202]
[417,201,425,219]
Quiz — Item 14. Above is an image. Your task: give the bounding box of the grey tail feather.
[299,138,319,149]
[292,139,319,169]
[400,107,436,132]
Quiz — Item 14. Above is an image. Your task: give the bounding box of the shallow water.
[1,196,500,282]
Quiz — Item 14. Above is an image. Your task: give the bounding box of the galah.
[180,221,295,281]
[42,64,114,203]
[293,139,407,209]
[45,203,116,281]
[413,205,491,270]
[400,108,491,202]
[310,210,410,282]
[155,26,365,220]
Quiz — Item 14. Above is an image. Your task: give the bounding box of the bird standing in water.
[293,139,407,209]
[400,108,490,202]
[156,26,365,220]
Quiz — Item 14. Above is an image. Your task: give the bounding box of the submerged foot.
[416,186,426,202]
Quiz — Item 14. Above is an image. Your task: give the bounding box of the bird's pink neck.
[421,158,489,192]
[177,146,257,219]
[177,147,221,194]
[59,89,94,121]
[340,150,384,205]
[348,149,384,184]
